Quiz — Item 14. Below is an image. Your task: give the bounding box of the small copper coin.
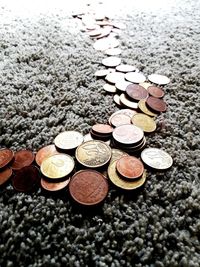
[35,145,59,166]
[119,93,138,109]
[109,109,137,125]
[116,156,144,179]
[0,167,13,186]
[126,84,149,101]
[103,83,117,93]
[102,56,121,67]
[92,124,113,135]
[148,74,170,85]
[125,72,146,83]
[41,178,70,191]
[0,148,14,169]
[146,96,167,112]
[90,130,111,141]
[105,48,122,56]
[110,113,131,127]
[105,72,125,84]
[116,64,136,73]
[131,113,157,133]
[138,99,157,117]
[12,165,40,192]
[69,170,109,205]
[147,86,165,98]
[11,150,35,170]
[54,131,83,150]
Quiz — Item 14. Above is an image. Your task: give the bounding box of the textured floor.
[0,1,200,266]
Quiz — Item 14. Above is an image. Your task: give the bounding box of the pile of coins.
[0,4,173,206]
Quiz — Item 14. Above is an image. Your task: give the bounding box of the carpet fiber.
[0,1,199,266]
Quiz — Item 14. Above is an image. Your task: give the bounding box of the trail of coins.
[0,3,173,206]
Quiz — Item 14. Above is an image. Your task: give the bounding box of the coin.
[12,165,40,192]
[139,82,152,90]
[112,124,144,146]
[148,74,170,85]
[131,113,157,133]
[141,148,173,170]
[105,48,122,56]
[110,113,131,127]
[93,37,119,51]
[146,96,167,112]
[90,130,111,141]
[95,69,111,77]
[0,148,14,169]
[147,86,165,98]
[105,72,124,84]
[113,94,122,106]
[109,109,137,125]
[119,93,138,109]
[84,133,111,145]
[117,137,146,152]
[35,145,59,166]
[96,26,112,39]
[102,56,121,67]
[103,83,117,93]
[88,29,102,37]
[69,170,109,205]
[108,160,146,190]
[0,167,12,186]
[54,131,83,150]
[116,64,136,73]
[11,150,35,170]
[40,154,75,179]
[125,72,146,83]
[115,80,132,92]
[138,99,157,117]
[126,84,149,101]
[92,124,113,135]
[116,156,144,179]
[110,149,129,163]
[76,140,111,168]
[41,177,70,191]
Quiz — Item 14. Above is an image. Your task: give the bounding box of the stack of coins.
[90,124,113,141]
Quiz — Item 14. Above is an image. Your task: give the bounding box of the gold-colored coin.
[75,140,111,168]
[108,160,146,190]
[138,99,157,117]
[110,149,129,164]
[40,154,75,179]
[139,82,152,90]
[54,131,83,150]
[131,113,156,133]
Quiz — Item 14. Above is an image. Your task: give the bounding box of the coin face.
[95,69,111,77]
[110,113,131,127]
[110,149,129,163]
[92,124,113,135]
[105,72,125,84]
[75,140,111,168]
[146,96,167,112]
[41,178,70,191]
[109,109,137,125]
[108,160,146,190]
[0,148,14,169]
[116,156,144,179]
[102,56,121,67]
[54,131,83,150]
[141,148,173,170]
[12,165,40,192]
[96,26,112,39]
[11,150,35,170]
[40,154,75,179]
[35,145,59,166]
[119,93,138,109]
[0,167,13,186]
[131,113,157,133]
[116,64,136,73]
[148,74,170,85]
[139,82,152,90]
[147,86,165,98]
[138,100,157,117]
[105,48,122,56]
[69,170,109,205]
[125,72,146,83]
[115,80,132,92]
[126,84,149,101]
[93,37,120,51]
[112,124,144,145]
[103,83,117,93]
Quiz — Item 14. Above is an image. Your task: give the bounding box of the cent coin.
[109,109,137,125]
[0,148,14,169]
[119,93,138,109]
[11,150,35,170]
[105,48,122,56]
[75,140,111,168]
[115,80,132,92]
[69,170,109,205]
[41,177,70,191]
[131,113,157,133]
[125,72,146,83]
[110,113,131,127]
[126,84,149,101]
[105,72,125,84]
[102,56,121,67]
[92,124,113,135]
[147,86,165,98]
[116,64,136,73]
[40,154,75,179]
[138,99,157,117]
[116,156,144,179]
[146,96,167,112]
[54,131,84,150]
[95,69,111,77]
[139,82,152,90]
[148,74,170,85]
[141,148,173,170]
[35,145,59,166]
[103,83,117,93]
[0,167,13,186]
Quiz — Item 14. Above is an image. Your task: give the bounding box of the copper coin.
[112,124,144,146]
[11,150,35,170]
[105,48,122,56]
[147,86,165,98]
[12,165,40,192]
[69,170,109,205]
[102,56,121,67]
[116,156,144,179]
[92,124,113,135]
[125,72,146,83]
[41,178,70,191]
[116,64,136,73]
[90,130,111,141]
[126,84,149,101]
[0,148,14,169]
[109,109,137,125]
[148,74,170,85]
[119,93,138,109]
[103,83,117,93]
[105,72,124,84]
[146,96,167,112]
[0,167,13,186]
[35,145,59,166]
[110,113,131,127]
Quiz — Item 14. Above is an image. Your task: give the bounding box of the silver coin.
[103,83,117,93]
[95,69,111,77]
[115,80,132,92]
[125,72,146,83]
[141,148,173,170]
[104,48,122,56]
[119,94,138,109]
[116,64,136,73]
[105,72,124,84]
[113,94,121,106]
[102,56,121,67]
[148,74,170,85]
[109,109,137,125]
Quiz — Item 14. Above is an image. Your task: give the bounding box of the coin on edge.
[35,145,60,166]
[108,160,146,190]
[116,156,144,179]
[41,154,75,179]
[0,148,14,169]
[0,167,13,186]
[131,113,157,133]
[69,170,109,205]
[41,178,70,191]
[11,150,35,171]
[92,124,113,135]
[54,131,83,150]
[141,148,173,170]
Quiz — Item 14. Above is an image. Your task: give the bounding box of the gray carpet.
[0,0,200,266]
